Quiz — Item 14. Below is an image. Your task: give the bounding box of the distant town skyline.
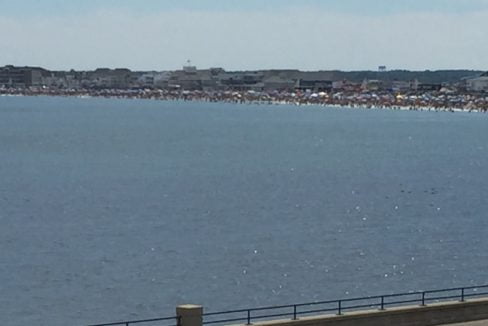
[0,0,487,71]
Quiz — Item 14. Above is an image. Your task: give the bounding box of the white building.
[467,73,488,92]
[154,71,171,88]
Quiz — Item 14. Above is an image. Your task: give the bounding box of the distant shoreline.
[1,88,487,113]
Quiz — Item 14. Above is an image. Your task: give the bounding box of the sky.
[0,0,487,71]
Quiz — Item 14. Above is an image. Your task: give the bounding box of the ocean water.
[1,96,488,326]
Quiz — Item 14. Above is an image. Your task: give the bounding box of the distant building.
[262,76,295,91]
[332,80,361,92]
[86,68,133,88]
[183,60,197,74]
[390,80,413,92]
[136,72,160,88]
[42,70,83,88]
[0,65,46,87]
[378,66,387,72]
[167,63,222,90]
[414,82,442,92]
[153,71,171,88]
[361,79,383,91]
[296,72,335,91]
[466,73,488,92]
[218,71,264,91]
[169,69,202,90]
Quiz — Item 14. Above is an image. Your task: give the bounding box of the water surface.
[1,96,488,326]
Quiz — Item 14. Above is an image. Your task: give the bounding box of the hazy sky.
[1,0,487,71]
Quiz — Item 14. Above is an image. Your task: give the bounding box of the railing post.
[247,309,251,325]
[337,300,342,315]
[421,292,426,306]
[176,305,203,326]
[461,288,465,302]
[293,305,297,320]
[380,296,385,310]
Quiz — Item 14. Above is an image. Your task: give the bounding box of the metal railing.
[88,315,180,326]
[88,285,488,326]
[202,285,488,325]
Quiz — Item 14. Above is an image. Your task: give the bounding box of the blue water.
[1,96,488,326]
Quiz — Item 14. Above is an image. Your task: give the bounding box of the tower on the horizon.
[183,59,197,73]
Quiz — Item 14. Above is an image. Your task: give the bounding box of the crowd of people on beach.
[1,86,487,113]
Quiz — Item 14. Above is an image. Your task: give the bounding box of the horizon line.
[1,64,486,73]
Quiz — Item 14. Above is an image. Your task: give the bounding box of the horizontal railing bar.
[425,294,463,302]
[424,289,457,294]
[204,300,339,316]
[293,299,342,307]
[338,292,421,302]
[251,301,339,312]
[425,285,488,294]
[296,307,339,315]
[132,317,179,323]
[285,297,363,309]
[292,300,339,307]
[203,317,250,324]
[339,295,384,303]
[250,304,302,312]
[250,312,296,320]
[384,298,423,306]
[88,316,179,326]
[341,303,379,311]
[378,285,488,299]
[204,304,303,316]
[381,291,424,298]
[203,309,251,316]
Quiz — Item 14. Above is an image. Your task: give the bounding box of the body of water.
[1,96,488,325]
